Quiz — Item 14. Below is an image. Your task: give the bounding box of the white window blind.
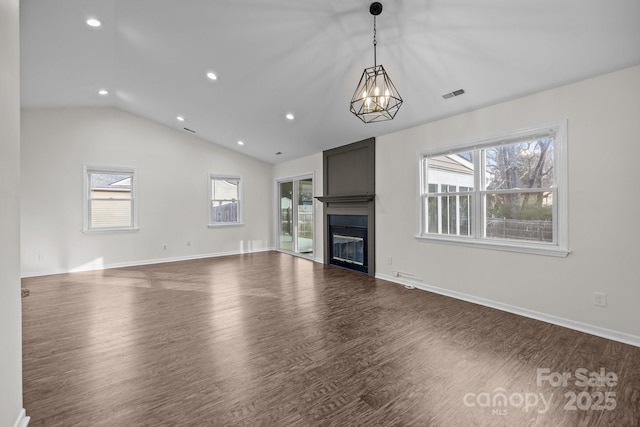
[84,166,137,232]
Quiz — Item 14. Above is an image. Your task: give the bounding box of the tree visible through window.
[420,123,567,255]
[484,138,554,241]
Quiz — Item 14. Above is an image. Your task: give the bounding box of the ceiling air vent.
[442,89,465,100]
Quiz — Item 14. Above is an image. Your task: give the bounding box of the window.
[84,166,137,231]
[209,175,242,226]
[418,122,568,256]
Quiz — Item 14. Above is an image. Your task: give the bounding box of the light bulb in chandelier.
[361,84,392,113]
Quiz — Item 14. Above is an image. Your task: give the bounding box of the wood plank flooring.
[22,251,640,426]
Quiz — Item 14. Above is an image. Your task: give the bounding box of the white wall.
[21,107,273,276]
[376,65,640,341]
[0,0,26,425]
[272,152,324,262]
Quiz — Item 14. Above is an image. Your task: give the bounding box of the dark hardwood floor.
[22,251,640,426]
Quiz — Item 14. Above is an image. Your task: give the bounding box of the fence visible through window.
[486,218,552,242]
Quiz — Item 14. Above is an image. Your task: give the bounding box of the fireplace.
[329,215,368,273]
[317,138,375,275]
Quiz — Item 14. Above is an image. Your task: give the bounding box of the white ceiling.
[20,0,640,164]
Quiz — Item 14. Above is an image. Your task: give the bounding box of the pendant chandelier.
[350,2,403,123]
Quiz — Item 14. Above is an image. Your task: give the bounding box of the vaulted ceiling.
[20,0,640,164]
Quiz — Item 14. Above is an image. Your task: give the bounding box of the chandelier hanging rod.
[371,2,382,67]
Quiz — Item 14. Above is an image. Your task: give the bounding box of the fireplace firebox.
[328,215,368,273]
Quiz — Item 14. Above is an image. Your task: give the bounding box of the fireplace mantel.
[315,194,374,204]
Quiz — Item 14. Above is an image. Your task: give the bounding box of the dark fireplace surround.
[316,138,375,276]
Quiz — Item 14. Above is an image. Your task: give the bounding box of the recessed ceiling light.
[98,89,109,96]
[176,116,185,122]
[206,72,218,81]
[237,140,244,146]
[86,18,102,27]
[286,113,295,120]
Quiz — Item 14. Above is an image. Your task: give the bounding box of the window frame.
[83,165,139,233]
[208,174,243,227]
[416,121,569,257]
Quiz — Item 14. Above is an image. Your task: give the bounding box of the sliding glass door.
[296,178,314,254]
[278,175,314,257]
[279,181,294,251]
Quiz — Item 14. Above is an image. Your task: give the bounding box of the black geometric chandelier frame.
[350,2,403,123]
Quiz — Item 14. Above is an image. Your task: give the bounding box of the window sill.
[84,227,140,234]
[208,223,244,228]
[414,234,570,258]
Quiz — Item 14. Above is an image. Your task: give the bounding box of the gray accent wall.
[321,138,376,276]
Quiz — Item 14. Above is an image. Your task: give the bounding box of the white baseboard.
[13,409,30,427]
[21,247,276,278]
[376,273,640,348]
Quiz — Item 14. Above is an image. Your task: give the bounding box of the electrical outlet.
[387,256,393,265]
[186,241,191,247]
[593,291,607,308]
[163,244,168,251]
